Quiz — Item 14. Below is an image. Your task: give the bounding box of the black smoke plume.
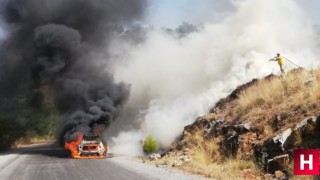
[0,0,146,145]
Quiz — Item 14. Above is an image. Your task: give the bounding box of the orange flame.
[64,133,107,159]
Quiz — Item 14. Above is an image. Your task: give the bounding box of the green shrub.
[142,135,158,154]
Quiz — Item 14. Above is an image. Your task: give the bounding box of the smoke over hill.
[109,0,320,155]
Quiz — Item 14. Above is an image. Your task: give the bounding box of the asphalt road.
[0,143,150,180]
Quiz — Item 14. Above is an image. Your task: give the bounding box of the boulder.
[178,153,192,162]
[272,128,294,151]
[238,122,251,133]
[294,116,317,131]
[255,116,320,173]
[194,117,213,129]
[204,119,223,138]
[294,116,320,148]
[149,153,161,161]
[267,154,289,173]
[254,129,293,172]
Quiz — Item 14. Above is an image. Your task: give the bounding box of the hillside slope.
[161,68,320,179]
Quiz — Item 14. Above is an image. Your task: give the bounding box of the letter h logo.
[294,149,320,175]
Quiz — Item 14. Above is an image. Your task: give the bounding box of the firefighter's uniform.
[270,54,285,73]
[277,55,284,73]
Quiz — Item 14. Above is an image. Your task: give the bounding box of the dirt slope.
[166,68,320,179]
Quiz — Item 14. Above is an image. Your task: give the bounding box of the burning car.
[78,135,106,156]
[65,134,107,159]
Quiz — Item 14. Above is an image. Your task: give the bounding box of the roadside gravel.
[109,156,208,180]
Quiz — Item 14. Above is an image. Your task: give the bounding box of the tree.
[142,135,158,154]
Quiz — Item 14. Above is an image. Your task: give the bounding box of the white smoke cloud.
[108,0,320,156]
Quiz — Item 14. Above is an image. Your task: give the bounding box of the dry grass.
[182,135,262,179]
[155,134,262,179]
[190,134,221,166]
[235,69,320,131]
[164,69,320,179]
[178,157,262,179]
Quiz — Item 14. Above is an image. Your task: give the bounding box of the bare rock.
[267,154,289,173]
[149,153,161,161]
[272,128,294,151]
[178,154,191,162]
[294,116,320,148]
[254,128,293,173]
[238,122,251,133]
[294,116,317,130]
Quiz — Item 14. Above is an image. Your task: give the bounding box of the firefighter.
[270,53,284,73]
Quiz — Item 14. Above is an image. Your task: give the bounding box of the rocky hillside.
[161,68,320,179]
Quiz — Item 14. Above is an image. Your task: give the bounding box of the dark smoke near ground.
[0,0,146,147]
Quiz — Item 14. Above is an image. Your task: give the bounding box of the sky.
[147,0,320,28]
[146,0,223,27]
[301,0,320,21]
